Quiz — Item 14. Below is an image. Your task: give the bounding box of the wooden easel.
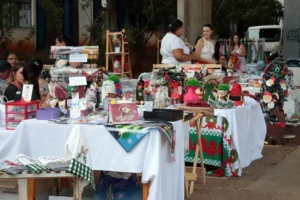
[105,29,133,78]
[176,106,214,195]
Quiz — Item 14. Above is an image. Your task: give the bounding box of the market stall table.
[0,119,189,200]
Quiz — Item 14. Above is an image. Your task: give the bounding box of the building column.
[178,0,212,44]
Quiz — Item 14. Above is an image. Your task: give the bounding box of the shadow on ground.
[190,146,299,200]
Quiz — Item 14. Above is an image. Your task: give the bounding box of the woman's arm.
[172,49,199,62]
[239,44,247,57]
[195,38,216,64]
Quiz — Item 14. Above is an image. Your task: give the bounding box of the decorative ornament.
[229,82,243,106]
[266,77,276,87]
[263,92,272,103]
[280,80,287,90]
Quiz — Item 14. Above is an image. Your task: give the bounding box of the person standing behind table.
[230,34,247,72]
[0,61,13,96]
[55,34,73,46]
[4,62,25,102]
[6,52,19,68]
[194,24,217,64]
[218,54,228,76]
[160,19,199,65]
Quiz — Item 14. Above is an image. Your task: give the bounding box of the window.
[259,28,281,42]
[3,0,31,28]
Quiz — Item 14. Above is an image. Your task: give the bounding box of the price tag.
[22,84,33,102]
[69,54,88,62]
[69,76,87,86]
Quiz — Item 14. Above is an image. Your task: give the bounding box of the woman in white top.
[231,34,247,71]
[160,19,198,65]
[194,24,216,64]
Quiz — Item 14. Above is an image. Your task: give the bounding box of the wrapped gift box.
[36,108,61,120]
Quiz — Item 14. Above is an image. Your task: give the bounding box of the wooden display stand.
[176,106,214,195]
[105,29,132,78]
[0,171,81,200]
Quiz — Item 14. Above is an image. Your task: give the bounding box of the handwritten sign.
[69,77,87,86]
[69,54,88,62]
[22,84,33,102]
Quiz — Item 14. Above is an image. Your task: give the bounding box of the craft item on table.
[143,79,152,101]
[261,58,289,116]
[0,160,20,170]
[85,82,98,103]
[185,99,211,107]
[136,80,144,102]
[208,98,235,109]
[105,122,174,155]
[153,87,171,109]
[183,78,201,103]
[107,75,122,96]
[101,80,116,103]
[94,172,142,200]
[113,60,121,73]
[37,157,71,172]
[203,84,216,102]
[16,154,49,174]
[228,54,240,71]
[50,46,72,59]
[47,98,58,108]
[227,69,234,77]
[1,165,28,175]
[65,125,95,197]
[216,84,230,101]
[55,59,68,68]
[169,79,181,104]
[109,103,138,124]
[82,68,99,82]
[36,107,61,120]
[50,82,69,100]
[83,46,99,60]
[59,100,68,115]
[50,67,82,80]
[229,82,244,106]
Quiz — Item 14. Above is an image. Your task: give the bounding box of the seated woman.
[13,62,48,107]
[6,52,19,68]
[4,62,25,102]
[194,24,216,64]
[160,19,198,65]
[0,61,13,96]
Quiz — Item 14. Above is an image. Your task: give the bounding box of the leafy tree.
[213,0,283,38]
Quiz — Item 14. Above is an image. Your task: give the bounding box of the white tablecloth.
[0,120,189,200]
[214,98,266,172]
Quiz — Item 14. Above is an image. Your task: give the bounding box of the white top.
[160,33,191,64]
[200,38,215,60]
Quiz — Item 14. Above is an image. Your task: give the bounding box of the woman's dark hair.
[231,33,241,47]
[23,62,41,99]
[169,19,183,33]
[0,61,12,73]
[5,52,18,60]
[203,24,213,30]
[29,58,43,75]
[7,61,25,85]
[56,34,73,46]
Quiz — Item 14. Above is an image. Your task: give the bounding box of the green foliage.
[0,0,15,50]
[213,0,283,38]
[185,78,201,87]
[38,0,64,29]
[125,0,177,45]
[217,84,230,91]
[107,75,120,84]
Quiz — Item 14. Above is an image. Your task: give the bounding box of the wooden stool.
[0,171,81,200]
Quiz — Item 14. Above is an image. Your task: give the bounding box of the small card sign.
[69,54,88,62]
[69,77,87,86]
[109,103,139,124]
[21,84,33,102]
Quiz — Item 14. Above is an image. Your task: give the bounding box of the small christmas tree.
[261,58,289,119]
